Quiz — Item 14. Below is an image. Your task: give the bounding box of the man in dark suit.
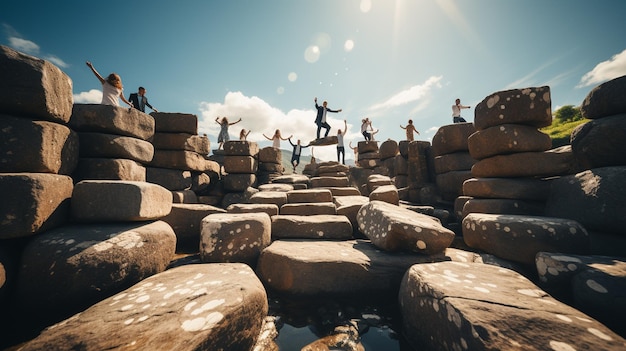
[129,87,158,113]
[314,97,342,139]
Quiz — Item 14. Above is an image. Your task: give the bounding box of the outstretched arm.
[85,61,105,84]
[343,120,347,134]
[281,134,292,141]
[263,134,271,140]
[229,118,242,125]
[119,92,133,108]
[215,117,220,124]
[400,125,406,130]
[288,137,295,147]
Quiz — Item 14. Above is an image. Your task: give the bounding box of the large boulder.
[70,104,155,140]
[398,261,625,351]
[271,215,353,240]
[580,74,626,119]
[19,263,268,351]
[151,112,198,133]
[471,145,574,178]
[0,114,79,174]
[462,177,551,200]
[0,173,72,239]
[152,132,210,154]
[0,45,73,123]
[467,124,552,160]
[160,203,226,252]
[463,213,590,264]
[72,158,146,182]
[544,166,626,235]
[474,86,552,130]
[15,221,175,321]
[71,180,172,222]
[357,201,455,255]
[77,132,154,163]
[570,114,626,169]
[431,123,476,157]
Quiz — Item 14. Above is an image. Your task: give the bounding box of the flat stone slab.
[250,191,288,207]
[71,180,172,222]
[474,86,552,130]
[0,173,73,239]
[272,174,311,185]
[151,150,219,172]
[286,188,333,203]
[279,202,337,216]
[310,176,349,188]
[151,112,198,134]
[323,186,361,197]
[223,155,258,174]
[160,204,225,252]
[19,263,268,351]
[357,201,455,255]
[471,145,574,178]
[369,184,399,205]
[152,132,210,154]
[431,123,476,157]
[461,198,545,218]
[462,213,590,265]
[15,221,176,320]
[223,140,259,156]
[226,203,279,217]
[146,167,192,191]
[398,261,626,350]
[78,132,154,163]
[257,239,458,297]
[73,158,146,182]
[462,177,551,201]
[258,183,293,192]
[309,136,338,146]
[70,104,155,140]
[271,215,352,239]
[468,124,552,160]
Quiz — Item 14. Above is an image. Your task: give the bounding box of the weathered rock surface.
[226,203,279,217]
[462,177,551,200]
[0,45,73,123]
[369,184,399,205]
[544,166,626,235]
[250,191,288,208]
[15,221,175,319]
[257,239,455,297]
[398,261,626,351]
[0,114,79,174]
[70,104,155,140]
[151,150,220,172]
[146,167,192,191]
[271,215,353,240]
[152,132,210,154]
[571,114,626,169]
[310,136,338,146]
[223,155,258,173]
[71,180,172,222]
[258,183,294,192]
[581,74,626,119]
[286,188,333,203]
[467,123,552,160]
[471,145,574,178]
[463,213,590,265]
[311,176,350,188]
[279,202,337,216]
[200,212,271,265]
[19,263,268,351]
[151,112,198,134]
[474,86,552,130]
[461,198,545,218]
[222,173,257,192]
[160,203,225,251]
[77,132,154,163]
[0,173,73,239]
[431,123,476,157]
[73,158,147,182]
[357,201,455,255]
[433,152,476,173]
[223,140,259,156]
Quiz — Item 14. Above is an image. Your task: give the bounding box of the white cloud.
[198,91,356,162]
[368,76,443,111]
[44,54,68,68]
[578,49,626,88]
[73,89,102,104]
[8,37,39,54]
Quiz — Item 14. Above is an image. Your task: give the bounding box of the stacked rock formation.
[393,141,410,197]
[148,112,218,203]
[379,139,399,177]
[356,140,380,169]
[257,146,284,184]
[462,86,570,218]
[431,123,476,204]
[221,140,259,207]
[406,140,438,204]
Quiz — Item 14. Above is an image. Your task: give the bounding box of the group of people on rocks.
[86,61,472,170]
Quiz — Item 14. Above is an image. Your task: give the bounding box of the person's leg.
[323,122,331,137]
[316,124,322,139]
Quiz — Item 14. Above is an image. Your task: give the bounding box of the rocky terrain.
[1,44,625,350]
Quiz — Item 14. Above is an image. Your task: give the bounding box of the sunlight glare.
[344,39,355,52]
[304,45,320,63]
[277,86,285,95]
[288,72,298,82]
[360,0,372,13]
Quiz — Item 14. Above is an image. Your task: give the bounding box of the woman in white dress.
[86,61,133,107]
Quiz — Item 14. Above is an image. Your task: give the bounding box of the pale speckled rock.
[150,112,198,134]
[462,177,551,201]
[200,212,271,266]
[544,166,626,235]
[431,123,476,157]
[535,253,626,335]
[0,45,73,123]
[78,132,154,163]
[256,239,456,297]
[580,74,626,119]
[223,173,257,192]
[0,115,79,174]
[467,123,552,160]
[223,140,259,156]
[398,261,626,351]
[357,201,455,255]
[0,173,73,239]
[271,215,352,240]
[160,203,225,251]
[334,195,370,238]
[286,188,333,203]
[19,263,268,351]
[71,180,172,222]
[311,176,350,188]
[70,104,155,140]
[15,221,175,321]
[471,145,574,178]
[73,158,146,182]
[258,146,282,163]
[301,323,364,351]
[462,213,590,265]
[379,139,399,160]
[369,184,399,205]
[474,86,552,130]
[226,203,279,217]
[571,114,626,169]
[250,191,288,208]
[280,202,337,216]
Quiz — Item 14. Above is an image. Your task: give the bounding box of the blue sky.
[2,0,625,162]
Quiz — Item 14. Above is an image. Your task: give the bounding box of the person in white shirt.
[336,120,347,164]
[263,129,292,149]
[86,61,133,108]
[360,118,373,140]
[452,98,471,123]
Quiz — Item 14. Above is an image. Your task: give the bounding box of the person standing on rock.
[400,119,420,141]
[314,97,342,139]
[452,98,471,123]
[349,141,358,162]
[263,129,292,149]
[288,137,310,173]
[86,61,133,108]
[129,87,158,113]
[336,120,347,164]
[239,128,251,141]
[215,116,241,150]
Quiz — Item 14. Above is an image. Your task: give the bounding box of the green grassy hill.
[541,118,588,148]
